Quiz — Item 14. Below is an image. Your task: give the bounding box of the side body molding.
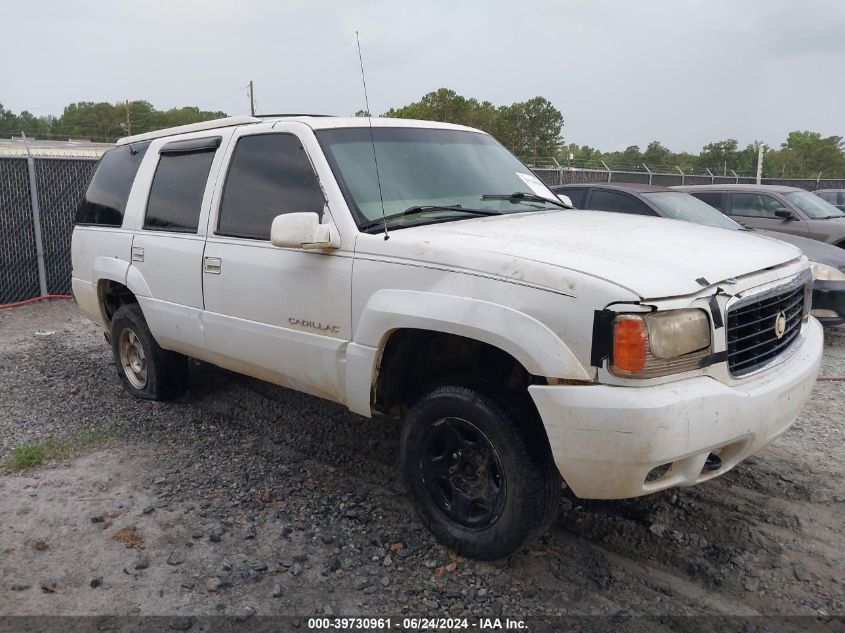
[347,290,591,415]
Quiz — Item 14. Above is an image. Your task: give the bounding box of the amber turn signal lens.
[613,316,647,372]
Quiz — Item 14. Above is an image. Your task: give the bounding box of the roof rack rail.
[116,115,260,146]
[255,113,334,118]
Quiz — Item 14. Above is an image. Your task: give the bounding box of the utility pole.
[755,143,764,184]
[249,80,256,116]
[124,100,132,136]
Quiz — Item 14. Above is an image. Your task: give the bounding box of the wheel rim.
[118,328,147,389]
[420,417,506,530]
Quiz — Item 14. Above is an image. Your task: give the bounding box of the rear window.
[75,141,151,226]
[144,142,218,233]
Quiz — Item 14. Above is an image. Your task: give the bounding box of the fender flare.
[92,256,130,288]
[92,257,152,300]
[125,264,152,298]
[353,289,590,389]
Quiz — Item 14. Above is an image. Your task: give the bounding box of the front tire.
[110,303,187,400]
[399,385,560,560]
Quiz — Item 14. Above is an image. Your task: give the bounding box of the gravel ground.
[0,299,843,622]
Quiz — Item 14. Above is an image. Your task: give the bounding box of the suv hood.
[364,210,803,299]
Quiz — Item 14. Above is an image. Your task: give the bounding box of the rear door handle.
[203,257,222,274]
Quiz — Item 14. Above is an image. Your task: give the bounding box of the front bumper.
[812,280,845,327]
[529,318,823,499]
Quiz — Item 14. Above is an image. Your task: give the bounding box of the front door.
[201,126,353,404]
[727,192,809,237]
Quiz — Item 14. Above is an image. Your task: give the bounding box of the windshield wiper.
[359,204,503,232]
[481,191,571,209]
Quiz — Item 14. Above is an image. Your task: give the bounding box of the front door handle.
[203,257,222,274]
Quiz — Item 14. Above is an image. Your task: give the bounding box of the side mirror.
[774,208,795,220]
[270,212,338,249]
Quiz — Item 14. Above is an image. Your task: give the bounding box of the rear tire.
[110,303,187,400]
[399,385,560,560]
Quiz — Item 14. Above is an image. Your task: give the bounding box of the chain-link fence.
[3,154,845,304]
[532,167,845,191]
[0,156,97,304]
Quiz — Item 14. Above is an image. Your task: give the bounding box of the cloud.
[1,0,842,153]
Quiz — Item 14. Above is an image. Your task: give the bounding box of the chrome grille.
[726,282,806,376]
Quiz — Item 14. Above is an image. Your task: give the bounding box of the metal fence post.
[705,168,714,184]
[601,160,612,183]
[21,132,48,297]
[675,166,685,186]
[730,169,739,184]
[642,163,652,185]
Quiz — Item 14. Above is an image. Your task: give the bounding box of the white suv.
[72,115,823,559]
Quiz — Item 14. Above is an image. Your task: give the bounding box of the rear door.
[727,191,810,236]
[128,134,229,354]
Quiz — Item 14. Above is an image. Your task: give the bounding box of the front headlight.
[809,261,845,281]
[611,309,712,378]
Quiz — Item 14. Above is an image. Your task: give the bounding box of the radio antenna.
[355,31,389,240]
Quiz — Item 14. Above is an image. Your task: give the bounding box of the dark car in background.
[814,189,845,212]
[551,183,845,327]
[673,184,845,247]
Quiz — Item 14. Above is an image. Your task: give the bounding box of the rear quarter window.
[75,141,151,226]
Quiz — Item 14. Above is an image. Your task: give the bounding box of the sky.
[1,0,843,153]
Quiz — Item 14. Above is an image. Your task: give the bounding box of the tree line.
[566,134,845,179]
[0,101,226,143]
[3,91,843,178]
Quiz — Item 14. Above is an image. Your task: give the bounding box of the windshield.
[316,127,562,231]
[784,191,845,219]
[641,192,743,230]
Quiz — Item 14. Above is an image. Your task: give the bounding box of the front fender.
[355,289,591,381]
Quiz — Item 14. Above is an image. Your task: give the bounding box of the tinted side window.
[589,190,654,215]
[75,141,151,226]
[815,191,837,204]
[690,191,724,211]
[218,134,324,240]
[557,188,587,208]
[144,149,217,233]
[729,193,783,218]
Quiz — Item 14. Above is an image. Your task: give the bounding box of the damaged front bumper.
[811,279,845,327]
[528,318,823,499]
